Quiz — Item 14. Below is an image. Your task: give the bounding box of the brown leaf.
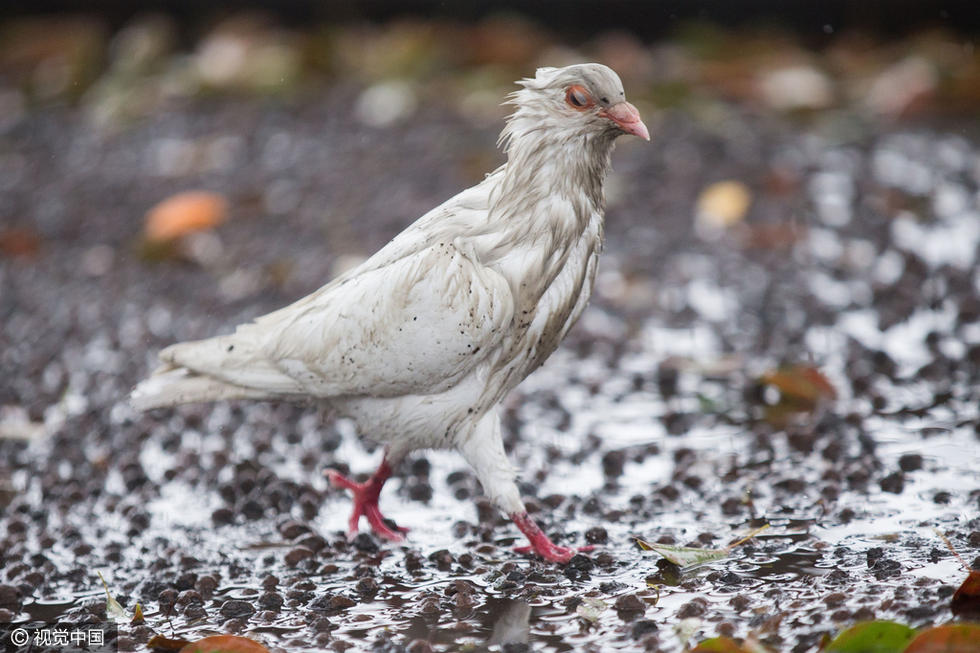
[904,624,980,653]
[760,365,836,405]
[737,222,807,250]
[951,570,980,618]
[144,191,228,243]
[179,634,271,653]
[0,228,41,259]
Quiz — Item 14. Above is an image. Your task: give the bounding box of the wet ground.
[1,87,979,652]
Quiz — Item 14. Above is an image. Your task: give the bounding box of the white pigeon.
[131,63,648,563]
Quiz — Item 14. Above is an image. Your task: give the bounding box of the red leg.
[325,458,409,542]
[510,512,593,564]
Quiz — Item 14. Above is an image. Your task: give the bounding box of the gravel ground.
[1,87,979,652]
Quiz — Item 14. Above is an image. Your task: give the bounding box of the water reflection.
[487,599,531,648]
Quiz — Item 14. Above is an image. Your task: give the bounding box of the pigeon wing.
[162,237,514,399]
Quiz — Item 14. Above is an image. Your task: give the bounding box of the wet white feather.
[131,63,635,513]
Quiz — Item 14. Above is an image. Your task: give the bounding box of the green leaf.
[690,636,751,652]
[97,571,127,623]
[636,540,728,567]
[636,524,769,569]
[825,621,916,653]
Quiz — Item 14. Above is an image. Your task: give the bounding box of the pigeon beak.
[599,101,650,141]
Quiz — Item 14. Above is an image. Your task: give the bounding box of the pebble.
[631,619,659,639]
[285,546,315,567]
[898,454,923,472]
[614,593,646,614]
[258,591,284,611]
[0,585,20,610]
[219,600,255,619]
[585,526,608,544]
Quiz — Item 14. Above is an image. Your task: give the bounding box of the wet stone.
[677,597,708,618]
[0,585,21,610]
[279,520,311,540]
[355,577,379,596]
[309,593,356,613]
[428,549,454,571]
[898,454,923,472]
[176,589,203,607]
[614,593,646,614]
[219,599,255,619]
[295,534,327,552]
[184,604,207,619]
[585,526,608,544]
[601,450,626,477]
[211,507,234,525]
[285,546,315,567]
[352,533,379,553]
[258,591,284,611]
[631,619,659,639]
[195,575,218,599]
[406,640,434,653]
[879,472,905,494]
[261,574,279,590]
[824,592,846,607]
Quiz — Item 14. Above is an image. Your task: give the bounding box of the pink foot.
[325,461,408,542]
[511,512,594,564]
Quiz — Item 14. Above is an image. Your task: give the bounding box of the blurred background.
[2,4,980,652]
[2,0,980,135]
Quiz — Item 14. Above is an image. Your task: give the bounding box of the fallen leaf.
[696,180,752,232]
[144,191,228,243]
[97,571,127,623]
[131,602,144,626]
[690,636,753,652]
[824,620,917,652]
[0,227,41,259]
[760,365,836,405]
[179,635,271,653]
[637,525,768,568]
[903,624,980,653]
[636,541,728,567]
[951,571,980,618]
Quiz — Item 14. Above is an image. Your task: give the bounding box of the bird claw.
[509,511,593,564]
[325,468,407,542]
[513,543,594,564]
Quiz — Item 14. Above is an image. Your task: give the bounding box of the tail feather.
[130,367,271,411]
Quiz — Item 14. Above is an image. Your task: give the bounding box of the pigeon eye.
[565,85,593,110]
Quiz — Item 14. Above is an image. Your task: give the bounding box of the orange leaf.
[904,624,980,653]
[696,180,753,229]
[144,191,228,243]
[179,635,270,653]
[0,228,42,259]
[951,571,980,618]
[760,365,836,404]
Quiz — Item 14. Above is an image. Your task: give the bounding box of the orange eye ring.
[565,85,594,110]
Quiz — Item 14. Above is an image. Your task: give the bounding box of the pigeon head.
[502,63,650,148]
